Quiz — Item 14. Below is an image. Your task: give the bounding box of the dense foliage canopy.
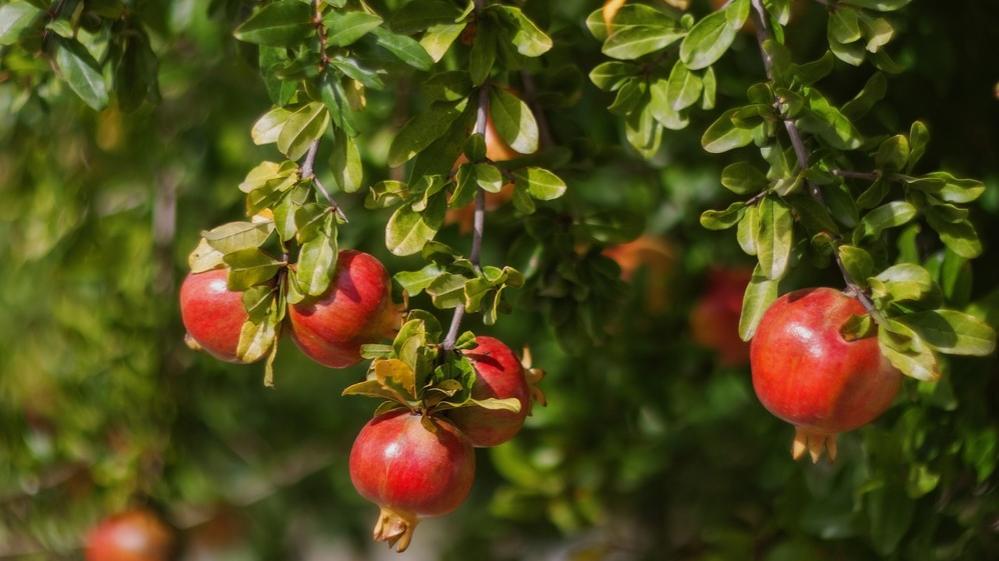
[1,0,997,559]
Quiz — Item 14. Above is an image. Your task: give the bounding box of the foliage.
[1,0,997,559]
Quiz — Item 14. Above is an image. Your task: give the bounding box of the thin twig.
[749,0,882,322]
[833,169,881,180]
[442,87,491,351]
[300,140,348,222]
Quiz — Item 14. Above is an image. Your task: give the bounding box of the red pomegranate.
[85,509,175,561]
[689,267,752,366]
[349,410,475,552]
[447,336,530,447]
[179,268,247,363]
[288,250,401,368]
[750,287,903,462]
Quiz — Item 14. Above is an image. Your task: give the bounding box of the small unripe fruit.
[179,269,247,363]
[751,287,903,462]
[689,267,752,366]
[447,336,530,447]
[85,509,175,561]
[288,250,400,369]
[350,410,475,552]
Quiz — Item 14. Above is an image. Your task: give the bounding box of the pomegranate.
[689,267,752,366]
[447,336,530,447]
[603,235,677,314]
[179,268,248,363]
[349,410,475,552]
[750,287,903,462]
[85,509,175,561]
[288,250,401,368]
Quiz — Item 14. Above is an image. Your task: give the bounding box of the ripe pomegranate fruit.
[288,250,401,369]
[85,509,175,561]
[350,410,475,552]
[750,287,903,462]
[689,267,752,366]
[447,336,531,447]
[179,268,248,363]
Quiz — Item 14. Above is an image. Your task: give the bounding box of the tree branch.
[442,87,491,351]
[749,0,882,322]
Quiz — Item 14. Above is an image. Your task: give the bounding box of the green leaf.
[329,55,385,89]
[666,61,702,112]
[55,38,109,110]
[737,205,759,256]
[188,238,225,274]
[841,313,876,341]
[489,87,539,154]
[0,1,42,46]
[237,311,279,364]
[897,310,996,356]
[330,128,363,193]
[422,71,473,102]
[844,0,912,11]
[203,221,274,254]
[323,11,383,47]
[916,172,986,204]
[859,201,917,239]
[297,216,338,297]
[370,26,433,70]
[395,263,445,296]
[589,61,641,91]
[739,264,779,341]
[420,22,466,62]
[701,66,717,110]
[701,108,758,153]
[829,6,862,44]
[841,72,887,120]
[679,0,748,70]
[224,249,283,291]
[426,273,469,309]
[492,5,552,57]
[512,167,567,201]
[797,88,863,150]
[251,107,293,145]
[469,16,496,85]
[875,134,909,172]
[879,320,941,381]
[869,263,932,303]
[792,51,836,85]
[700,202,745,231]
[837,245,875,287]
[721,162,768,194]
[277,102,330,161]
[233,1,312,47]
[906,120,930,172]
[390,0,462,33]
[385,194,445,256]
[472,163,503,193]
[602,21,685,61]
[389,98,468,166]
[924,213,981,258]
[756,196,794,281]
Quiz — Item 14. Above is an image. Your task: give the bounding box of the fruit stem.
[748,0,883,324]
[442,87,491,352]
[372,506,420,553]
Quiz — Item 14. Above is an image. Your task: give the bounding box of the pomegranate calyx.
[184,333,203,352]
[373,506,419,553]
[792,427,839,463]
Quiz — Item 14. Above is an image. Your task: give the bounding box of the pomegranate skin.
[751,288,902,459]
[288,250,399,368]
[85,509,175,561]
[179,269,247,363]
[350,410,475,551]
[448,336,530,447]
[690,267,752,366]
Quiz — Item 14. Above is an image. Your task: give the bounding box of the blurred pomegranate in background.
[689,267,752,366]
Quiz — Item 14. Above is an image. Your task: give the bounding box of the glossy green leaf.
[490,87,539,154]
[233,1,312,47]
[739,264,779,341]
[513,167,567,201]
[679,0,748,70]
[55,38,109,110]
[277,102,330,161]
[323,11,383,47]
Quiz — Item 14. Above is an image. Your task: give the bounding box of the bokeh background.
[1,1,997,559]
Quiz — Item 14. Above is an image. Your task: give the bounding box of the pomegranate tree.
[349,409,475,552]
[288,250,401,369]
[85,509,175,561]
[447,336,531,447]
[751,288,903,462]
[179,268,248,363]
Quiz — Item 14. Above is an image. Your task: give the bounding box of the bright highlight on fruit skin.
[750,287,903,463]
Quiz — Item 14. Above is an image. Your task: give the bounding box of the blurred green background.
[1,1,997,559]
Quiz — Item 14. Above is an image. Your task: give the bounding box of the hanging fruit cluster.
[176,0,561,551]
